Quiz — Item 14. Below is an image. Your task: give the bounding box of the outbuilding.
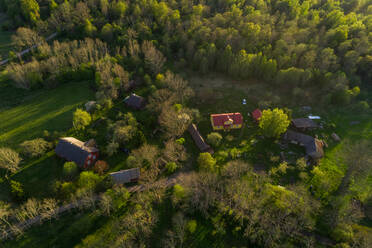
[109,168,140,184]
[124,93,146,110]
[188,123,214,154]
[291,118,318,130]
[55,137,99,169]
[210,113,243,130]
[252,109,262,123]
[282,130,324,160]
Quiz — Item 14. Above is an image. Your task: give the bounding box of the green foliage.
[10,180,24,200]
[165,161,177,173]
[20,138,51,158]
[84,19,97,37]
[60,181,76,198]
[73,108,92,130]
[173,184,186,201]
[20,0,40,24]
[175,137,185,145]
[206,132,222,147]
[78,171,102,191]
[259,108,290,138]
[310,161,345,200]
[63,162,79,180]
[187,219,197,234]
[331,223,354,242]
[197,152,216,171]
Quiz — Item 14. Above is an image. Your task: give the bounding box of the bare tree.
[0,148,22,174]
[163,139,187,164]
[40,198,58,221]
[142,40,166,74]
[12,27,44,51]
[147,88,177,113]
[163,71,194,104]
[99,193,113,216]
[158,106,192,138]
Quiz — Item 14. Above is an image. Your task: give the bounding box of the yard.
[0,81,95,148]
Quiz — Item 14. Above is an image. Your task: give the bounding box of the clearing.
[0,81,95,147]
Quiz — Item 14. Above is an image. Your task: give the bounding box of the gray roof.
[291,118,318,129]
[55,137,98,166]
[124,93,145,109]
[109,168,140,184]
[283,131,323,159]
[188,124,213,154]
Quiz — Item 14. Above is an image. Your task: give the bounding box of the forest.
[0,0,371,247]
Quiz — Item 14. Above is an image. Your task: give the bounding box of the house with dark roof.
[124,93,146,110]
[210,113,243,130]
[282,130,324,160]
[291,118,318,131]
[109,168,140,184]
[252,109,262,123]
[55,137,99,169]
[188,123,214,154]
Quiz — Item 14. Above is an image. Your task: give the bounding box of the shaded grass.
[0,30,14,58]
[3,211,107,248]
[0,81,95,148]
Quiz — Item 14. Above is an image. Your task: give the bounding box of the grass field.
[0,81,95,148]
[0,29,14,58]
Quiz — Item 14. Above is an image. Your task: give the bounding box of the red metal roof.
[252,109,262,121]
[211,113,243,126]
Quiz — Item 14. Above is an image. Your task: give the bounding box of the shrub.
[60,182,76,199]
[259,108,290,138]
[229,147,240,159]
[165,162,178,173]
[20,138,51,158]
[197,152,216,171]
[172,184,186,206]
[215,150,229,163]
[331,223,354,242]
[0,147,21,174]
[206,132,223,147]
[63,162,79,180]
[10,180,24,200]
[93,160,109,175]
[78,171,102,190]
[354,101,369,112]
[73,108,92,130]
[187,220,197,234]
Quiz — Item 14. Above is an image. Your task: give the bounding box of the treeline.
[2,0,371,108]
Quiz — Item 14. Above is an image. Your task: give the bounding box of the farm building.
[210,113,243,130]
[124,93,146,110]
[291,118,318,130]
[283,130,324,160]
[55,137,99,169]
[109,168,140,184]
[188,123,214,154]
[252,109,262,123]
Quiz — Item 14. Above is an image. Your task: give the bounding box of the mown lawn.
[0,81,95,148]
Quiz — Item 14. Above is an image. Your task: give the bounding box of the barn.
[109,168,140,184]
[55,137,99,169]
[188,123,214,154]
[210,113,243,130]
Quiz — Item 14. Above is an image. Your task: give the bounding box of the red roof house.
[210,113,243,130]
[252,109,262,123]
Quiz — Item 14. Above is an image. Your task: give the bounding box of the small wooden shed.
[188,123,214,154]
[291,118,318,130]
[55,137,99,169]
[124,93,146,110]
[109,168,140,184]
[252,109,262,123]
